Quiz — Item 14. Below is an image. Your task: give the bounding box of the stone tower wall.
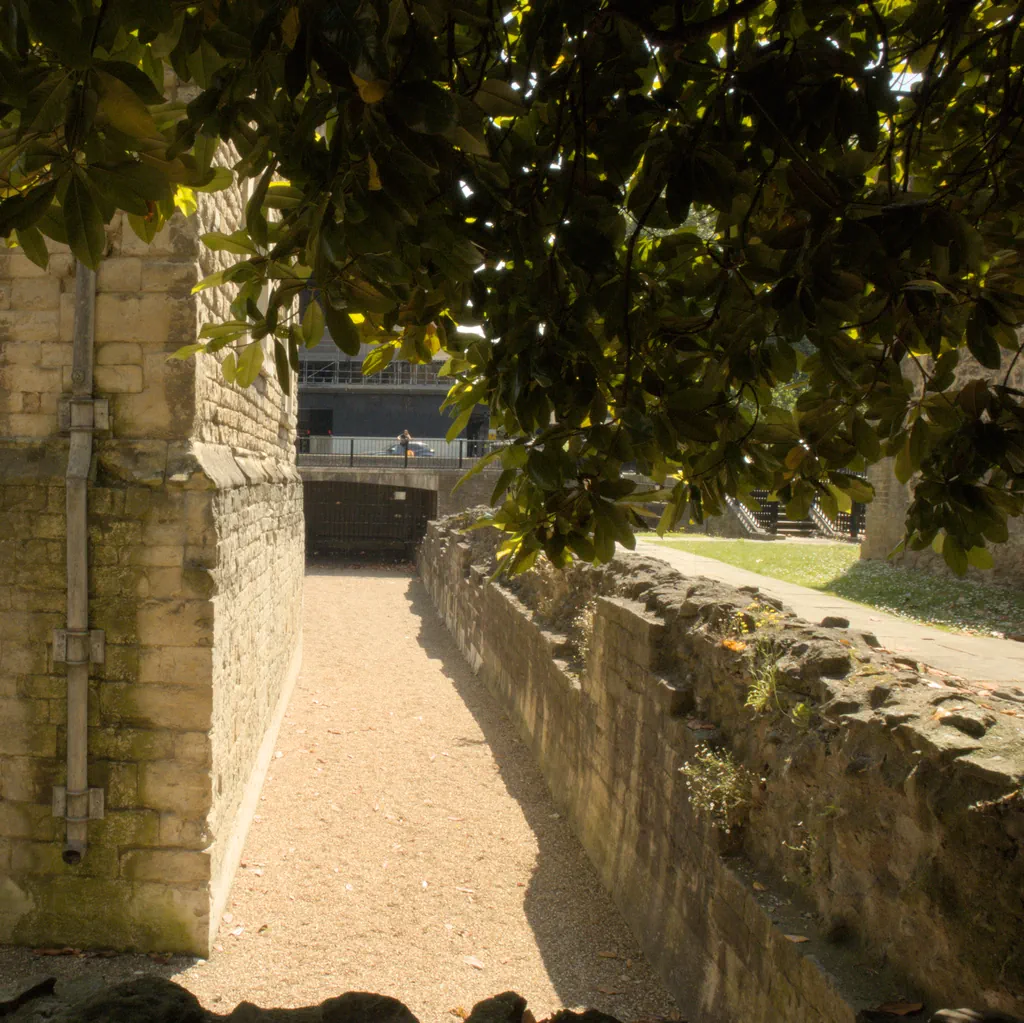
[0,187,303,954]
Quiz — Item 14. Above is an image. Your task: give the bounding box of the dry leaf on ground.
[463,956,484,970]
[783,935,810,943]
[874,1003,924,1017]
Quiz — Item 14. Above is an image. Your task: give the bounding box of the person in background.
[398,429,413,457]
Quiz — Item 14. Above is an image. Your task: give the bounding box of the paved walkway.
[632,539,1024,684]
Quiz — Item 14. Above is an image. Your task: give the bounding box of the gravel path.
[0,567,680,1022]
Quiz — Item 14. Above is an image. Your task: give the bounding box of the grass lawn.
[655,537,1024,636]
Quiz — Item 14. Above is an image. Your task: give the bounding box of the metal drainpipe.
[54,262,106,865]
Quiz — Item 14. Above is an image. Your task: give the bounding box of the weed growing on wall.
[745,636,783,714]
[571,600,597,672]
[680,744,754,835]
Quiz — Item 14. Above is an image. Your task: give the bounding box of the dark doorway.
[299,408,334,435]
[303,481,437,560]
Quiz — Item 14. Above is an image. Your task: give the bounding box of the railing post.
[404,445,409,468]
[768,501,779,535]
[349,438,354,467]
[458,440,463,469]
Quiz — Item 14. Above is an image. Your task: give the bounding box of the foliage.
[679,743,753,835]
[661,537,1024,635]
[3,0,1024,572]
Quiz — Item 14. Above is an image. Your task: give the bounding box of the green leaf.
[446,405,474,442]
[221,351,238,384]
[200,320,249,339]
[323,304,362,356]
[301,299,325,347]
[201,231,258,255]
[966,546,994,570]
[942,534,968,576]
[894,436,913,484]
[472,79,526,117]
[62,175,105,269]
[168,343,205,361]
[192,270,227,294]
[194,167,233,193]
[362,342,397,375]
[274,339,291,396]
[235,341,265,387]
[96,71,160,139]
[14,226,49,269]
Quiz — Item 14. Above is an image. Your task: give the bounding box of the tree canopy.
[3,0,1024,573]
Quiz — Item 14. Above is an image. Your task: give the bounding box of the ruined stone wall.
[861,353,1024,586]
[0,188,303,954]
[420,518,1024,1023]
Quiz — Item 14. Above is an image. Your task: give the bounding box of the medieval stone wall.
[861,352,1024,586]
[0,186,303,954]
[420,517,1024,1023]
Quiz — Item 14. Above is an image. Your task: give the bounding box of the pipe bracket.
[52,786,105,821]
[58,396,110,433]
[53,629,104,665]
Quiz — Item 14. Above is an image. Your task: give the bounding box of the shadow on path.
[402,576,678,1019]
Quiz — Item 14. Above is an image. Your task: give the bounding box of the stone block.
[130,545,184,568]
[158,813,210,848]
[88,761,139,809]
[120,847,210,884]
[38,342,71,368]
[138,760,212,815]
[0,310,60,343]
[136,600,214,648]
[0,253,48,278]
[99,682,212,732]
[174,732,211,765]
[3,363,61,394]
[141,260,197,294]
[95,341,142,366]
[11,277,60,310]
[4,413,53,438]
[2,342,41,365]
[87,726,175,762]
[130,883,210,955]
[0,799,58,840]
[95,365,144,394]
[58,292,75,341]
[96,257,143,293]
[0,756,58,803]
[0,724,57,758]
[138,646,213,685]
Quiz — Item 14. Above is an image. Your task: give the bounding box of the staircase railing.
[725,495,771,536]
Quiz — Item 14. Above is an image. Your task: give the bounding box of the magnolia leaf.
[473,78,525,117]
[202,231,257,255]
[221,351,238,384]
[62,175,105,269]
[362,342,397,375]
[235,341,265,387]
[168,343,205,360]
[14,227,49,269]
[301,299,326,347]
[351,72,388,104]
[96,71,161,139]
[323,305,361,356]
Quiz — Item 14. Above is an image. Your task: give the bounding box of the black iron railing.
[296,436,504,469]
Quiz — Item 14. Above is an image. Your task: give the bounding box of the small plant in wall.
[745,636,784,714]
[570,600,597,672]
[679,744,754,835]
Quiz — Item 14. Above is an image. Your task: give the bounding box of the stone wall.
[861,352,1024,586]
[862,457,1024,586]
[0,186,303,953]
[419,517,1024,1023]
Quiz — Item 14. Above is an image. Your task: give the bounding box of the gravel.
[0,566,681,1023]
